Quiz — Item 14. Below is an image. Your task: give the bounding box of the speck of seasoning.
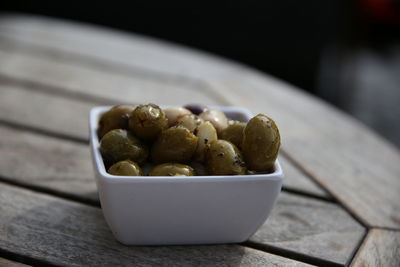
[234,155,246,167]
[217,152,224,157]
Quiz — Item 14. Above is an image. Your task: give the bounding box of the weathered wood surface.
[0,258,30,267]
[0,122,361,266]
[0,46,226,107]
[0,125,361,265]
[0,83,93,141]
[0,125,97,202]
[0,183,311,267]
[0,82,328,199]
[252,193,365,266]
[351,229,400,267]
[1,15,399,228]
[1,14,400,265]
[0,15,238,80]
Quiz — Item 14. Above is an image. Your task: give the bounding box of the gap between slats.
[0,247,56,267]
[280,149,369,229]
[243,241,344,267]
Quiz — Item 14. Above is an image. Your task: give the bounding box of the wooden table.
[0,14,399,267]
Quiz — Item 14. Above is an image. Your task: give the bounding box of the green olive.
[151,126,198,163]
[219,120,246,149]
[242,114,280,171]
[206,140,246,175]
[149,163,195,176]
[100,129,149,165]
[98,105,135,138]
[129,104,168,141]
[108,160,143,176]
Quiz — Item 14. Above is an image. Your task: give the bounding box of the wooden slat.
[0,258,30,267]
[250,192,365,266]
[279,156,330,199]
[0,83,93,141]
[351,229,400,267]
[0,125,96,203]
[0,183,311,267]
[1,15,399,228]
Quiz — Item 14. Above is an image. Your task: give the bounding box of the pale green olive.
[242,114,280,171]
[108,160,143,176]
[100,129,149,165]
[219,120,246,149]
[149,163,195,176]
[206,140,246,175]
[151,126,198,163]
[98,105,135,138]
[129,104,168,141]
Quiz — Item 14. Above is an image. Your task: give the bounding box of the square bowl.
[89,105,283,245]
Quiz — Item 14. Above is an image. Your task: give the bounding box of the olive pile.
[98,104,280,176]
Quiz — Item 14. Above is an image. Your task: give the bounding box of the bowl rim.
[89,105,283,183]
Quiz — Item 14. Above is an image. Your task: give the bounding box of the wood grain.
[0,182,311,267]
[0,125,97,202]
[1,15,399,228]
[0,83,92,141]
[0,48,225,108]
[251,192,365,266]
[351,229,400,267]
[279,155,330,199]
[0,258,30,267]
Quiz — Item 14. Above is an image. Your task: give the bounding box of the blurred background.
[2,1,400,147]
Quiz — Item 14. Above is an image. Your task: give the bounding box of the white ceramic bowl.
[89,106,283,245]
